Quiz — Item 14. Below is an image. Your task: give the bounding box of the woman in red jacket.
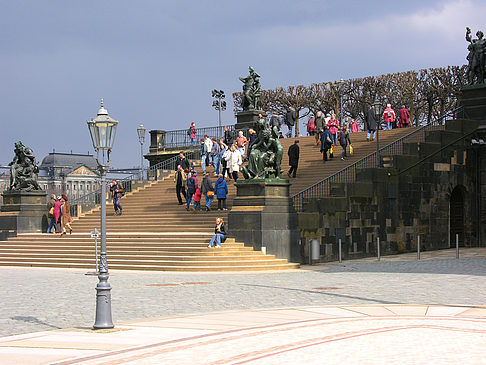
[327,113,340,145]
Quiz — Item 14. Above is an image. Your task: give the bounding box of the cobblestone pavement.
[1,252,485,337]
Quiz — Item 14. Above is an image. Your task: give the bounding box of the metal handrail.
[160,124,251,149]
[291,107,465,212]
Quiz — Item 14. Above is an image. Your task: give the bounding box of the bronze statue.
[466,27,486,85]
[8,141,42,191]
[241,116,283,179]
[239,66,262,111]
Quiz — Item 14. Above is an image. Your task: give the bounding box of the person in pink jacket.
[382,104,396,130]
[350,118,359,133]
[327,113,340,145]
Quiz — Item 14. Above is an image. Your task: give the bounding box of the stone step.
[0,261,299,271]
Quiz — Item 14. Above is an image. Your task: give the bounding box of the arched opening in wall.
[450,186,465,247]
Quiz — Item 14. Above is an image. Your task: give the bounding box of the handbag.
[326,135,332,144]
[329,146,334,158]
[49,207,54,215]
[207,191,214,198]
[349,145,354,155]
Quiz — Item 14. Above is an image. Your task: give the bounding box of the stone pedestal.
[0,190,48,235]
[227,179,300,262]
[235,110,265,131]
[460,84,486,123]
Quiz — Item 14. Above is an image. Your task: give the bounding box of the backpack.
[187,128,191,136]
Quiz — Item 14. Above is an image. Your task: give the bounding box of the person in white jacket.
[229,145,242,182]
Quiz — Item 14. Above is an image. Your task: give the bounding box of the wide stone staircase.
[0,127,415,271]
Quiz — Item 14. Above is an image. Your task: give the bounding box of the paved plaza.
[0,248,485,363]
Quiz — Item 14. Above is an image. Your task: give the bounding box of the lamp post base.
[93,272,114,329]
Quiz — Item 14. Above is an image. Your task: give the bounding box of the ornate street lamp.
[137,124,146,180]
[372,96,383,168]
[87,98,118,329]
[211,89,226,128]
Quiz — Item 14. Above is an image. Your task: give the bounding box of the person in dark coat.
[175,151,190,171]
[270,112,281,131]
[365,107,378,141]
[174,165,187,205]
[287,140,300,178]
[338,126,352,160]
[285,106,296,138]
[201,173,214,211]
[320,126,333,161]
[207,217,227,248]
[214,174,228,210]
[186,172,198,211]
[223,126,233,146]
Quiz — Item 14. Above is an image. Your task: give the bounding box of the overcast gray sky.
[1,0,484,168]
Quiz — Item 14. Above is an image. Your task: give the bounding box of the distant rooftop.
[39,151,98,172]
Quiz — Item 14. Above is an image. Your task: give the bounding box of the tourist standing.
[220,141,231,179]
[229,145,242,182]
[188,122,196,145]
[174,165,187,205]
[350,118,359,133]
[110,179,124,215]
[382,104,396,130]
[338,126,352,160]
[365,107,378,141]
[60,194,73,235]
[46,194,56,233]
[307,115,316,136]
[235,131,248,159]
[287,140,300,178]
[201,172,214,211]
[285,106,296,138]
[320,126,333,161]
[399,105,410,128]
[214,174,228,210]
[207,217,227,248]
[314,111,324,146]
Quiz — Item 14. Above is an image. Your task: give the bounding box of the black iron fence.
[160,124,251,149]
[292,107,465,212]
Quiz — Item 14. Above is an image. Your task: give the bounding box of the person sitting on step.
[208,217,226,248]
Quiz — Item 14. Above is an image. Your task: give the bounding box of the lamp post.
[338,78,345,122]
[372,97,383,168]
[211,89,226,128]
[137,124,146,180]
[87,98,118,329]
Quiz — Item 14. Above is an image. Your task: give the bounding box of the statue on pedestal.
[466,27,486,85]
[241,116,283,179]
[8,141,42,192]
[239,66,262,111]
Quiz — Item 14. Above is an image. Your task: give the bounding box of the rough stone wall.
[298,120,484,263]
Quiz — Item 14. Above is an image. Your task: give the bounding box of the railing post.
[377,236,380,261]
[456,233,459,259]
[338,239,342,263]
[417,234,420,260]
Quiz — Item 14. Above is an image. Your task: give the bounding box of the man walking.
[110,179,124,215]
[46,194,56,233]
[174,165,187,205]
[235,131,248,160]
[285,106,296,138]
[314,111,324,146]
[399,105,410,128]
[382,104,396,130]
[200,138,208,174]
[175,151,190,171]
[365,106,378,141]
[287,140,300,178]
